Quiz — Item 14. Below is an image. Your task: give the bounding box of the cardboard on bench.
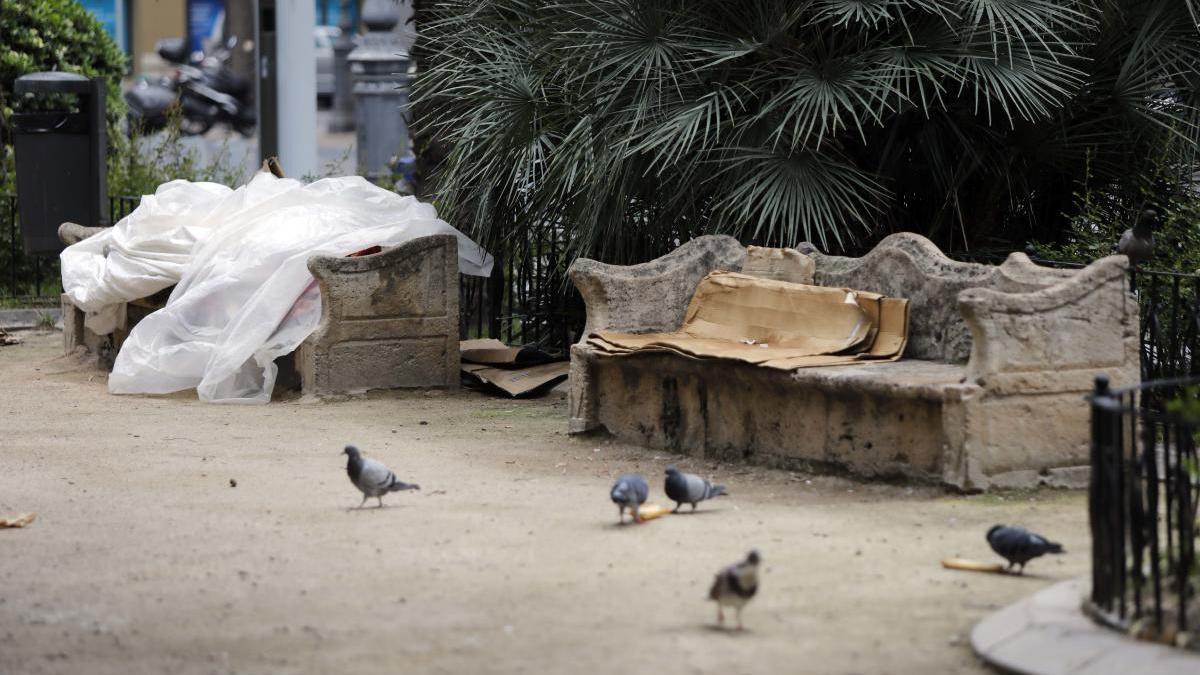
[588,271,909,369]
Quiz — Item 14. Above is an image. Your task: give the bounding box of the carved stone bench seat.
[568,233,1139,490]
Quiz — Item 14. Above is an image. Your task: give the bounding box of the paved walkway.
[972,578,1199,674]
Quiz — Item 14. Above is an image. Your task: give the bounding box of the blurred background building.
[78,1,413,88]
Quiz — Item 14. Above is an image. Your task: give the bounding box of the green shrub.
[0,0,127,153]
[416,0,1200,261]
[1,1,245,199]
[1030,152,1200,273]
[107,113,247,198]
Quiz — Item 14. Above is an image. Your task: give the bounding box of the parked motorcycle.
[124,36,255,137]
[124,76,179,134]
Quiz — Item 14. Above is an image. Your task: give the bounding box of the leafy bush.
[416,0,1200,261]
[1,1,246,198]
[0,0,246,303]
[1030,175,1200,273]
[0,0,127,153]
[107,114,247,198]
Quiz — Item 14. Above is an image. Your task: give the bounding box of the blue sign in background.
[79,0,128,52]
[316,0,359,27]
[187,0,226,54]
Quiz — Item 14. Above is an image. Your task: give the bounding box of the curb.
[0,308,61,330]
[971,578,1198,675]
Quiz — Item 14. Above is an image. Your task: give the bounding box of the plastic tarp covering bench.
[60,173,493,404]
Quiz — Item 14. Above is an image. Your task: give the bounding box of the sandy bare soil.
[1,331,1089,674]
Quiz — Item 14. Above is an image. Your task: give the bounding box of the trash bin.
[12,72,108,256]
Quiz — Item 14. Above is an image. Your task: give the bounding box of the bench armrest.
[567,235,745,340]
[300,235,460,395]
[958,255,1139,392]
[58,221,108,246]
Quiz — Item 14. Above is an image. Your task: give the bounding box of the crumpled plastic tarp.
[60,173,493,404]
[61,179,236,334]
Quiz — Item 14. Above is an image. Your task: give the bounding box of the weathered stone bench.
[60,232,461,397]
[567,233,1139,490]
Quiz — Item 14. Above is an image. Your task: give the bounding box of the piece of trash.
[941,558,1007,574]
[739,338,758,345]
[635,504,671,522]
[0,513,36,529]
[229,479,238,488]
[419,420,428,426]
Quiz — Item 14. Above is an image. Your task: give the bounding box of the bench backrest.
[797,233,1075,363]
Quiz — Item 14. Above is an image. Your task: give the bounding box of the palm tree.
[413,0,1200,261]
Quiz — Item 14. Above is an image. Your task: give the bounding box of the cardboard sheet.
[460,339,567,397]
[461,362,570,397]
[588,272,909,370]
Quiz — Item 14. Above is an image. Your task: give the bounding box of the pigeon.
[343,445,420,508]
[610,474,649,523]
[1116,208,1156,268]
[709,550,761,630]
[986,525,1064,573]
[664,465,727,512]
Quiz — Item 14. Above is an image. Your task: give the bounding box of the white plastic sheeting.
[61,173,492,404]
[60,179,236,334]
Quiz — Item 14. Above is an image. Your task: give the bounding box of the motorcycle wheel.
[234,120,256,137]
[179,116,213,136]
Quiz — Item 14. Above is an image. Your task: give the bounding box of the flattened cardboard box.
[460,362,570,397]
[459,338,568,397]
[589,271,909,370]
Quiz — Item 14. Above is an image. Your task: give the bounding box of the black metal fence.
[1089,374,1199,646]
[458,221,584,354]
[7,193,1200,366]
[1136,270,1200,381]
[0,193,140,306]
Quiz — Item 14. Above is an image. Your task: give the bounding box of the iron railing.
[458,220,584,354]
[7,192,1200,365]
[1089,374,1198,646]
[1136,270,1200,381]
[0,193,140,305]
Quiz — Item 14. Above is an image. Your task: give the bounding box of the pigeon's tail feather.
[389,481,420,492]
[1047,542,1065,554]
[710,484,728,498]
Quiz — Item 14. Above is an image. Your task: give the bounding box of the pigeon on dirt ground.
[343,445,420,508]
[610,474,649,523]
[709,550,761,630]
[664,466,727,512]
[986,525,1064,573]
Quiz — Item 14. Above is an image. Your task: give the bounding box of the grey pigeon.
[610,474,649,523]
[343,445,420,508]
[1116,208,1156,267]
[664,465,727,512]
[709,550,761,630]
[986,525,1064,573]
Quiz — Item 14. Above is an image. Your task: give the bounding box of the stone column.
[329,0,356,132]
[349,0,411,181]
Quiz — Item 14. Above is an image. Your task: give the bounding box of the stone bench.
[567,233,1139,490]
[61,233,461,397]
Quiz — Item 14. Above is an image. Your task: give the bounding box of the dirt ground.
[1,331,1090,675]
